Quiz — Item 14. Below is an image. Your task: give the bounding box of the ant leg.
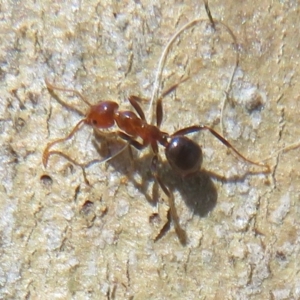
[92,131,133,168]
[129,77,190,127]
[148,0,239,128]
[148,2,220,122]
[43,119,86,167]
[128,96,146,121]
[118,131,187,243]
[151,155,187,245]
[261,140,300,163]
[172,125,270,171]
[160,77,190,99]
[203,0,215,29]
[117,131,147,150]
[148,18,204,122]
[44,150,91,185]
[156,77,190,128]
[45,79,92,107]
[46,144,129,185]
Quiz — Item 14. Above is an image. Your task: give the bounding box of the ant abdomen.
[165,136,203,177]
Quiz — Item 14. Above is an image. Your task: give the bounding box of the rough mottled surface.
[1,0,300,299]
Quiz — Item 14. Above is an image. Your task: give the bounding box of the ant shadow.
[92,135,217,217]
[170,169,217,218]
[89,135,269,242]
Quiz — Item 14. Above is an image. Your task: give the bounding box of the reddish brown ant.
[43,2,270,244]
[43,77,269,244]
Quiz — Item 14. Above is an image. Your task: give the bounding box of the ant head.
[165,136,203,177]
[85,101,119,128]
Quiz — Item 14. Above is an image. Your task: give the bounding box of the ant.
[43,2,270,245]
[43,77,269,244]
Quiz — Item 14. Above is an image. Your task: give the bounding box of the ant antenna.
[45,78,93,107]
[149,0,240,128]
